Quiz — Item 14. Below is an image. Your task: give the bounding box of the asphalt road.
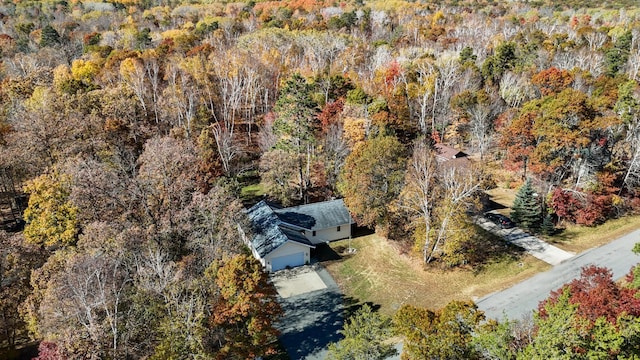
[477,227,640,321]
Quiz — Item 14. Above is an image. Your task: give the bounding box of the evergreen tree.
[605,30,632,77]
[541,213,555,236]
[327,304,396,360]
[39,25,60,47]
[510,179,542,232]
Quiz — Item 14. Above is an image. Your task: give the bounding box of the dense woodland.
[3,0,640,358]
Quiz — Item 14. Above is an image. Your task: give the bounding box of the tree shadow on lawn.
[482,197,509,212]
[540,227,572,245]
[468,226,526,273]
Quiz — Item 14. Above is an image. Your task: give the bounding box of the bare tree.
[161,59,198,137]
[40,251,131,359]
[400,141,439,263]
[401,141,481,263]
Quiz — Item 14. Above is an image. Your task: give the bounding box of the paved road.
[477,228,640,321]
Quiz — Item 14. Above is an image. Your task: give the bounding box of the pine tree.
[327,304,396,360]
[511,178,542,232]
[541,213,555,236]
[39,25,60,47]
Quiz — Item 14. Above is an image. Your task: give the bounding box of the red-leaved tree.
[539,266,640,326]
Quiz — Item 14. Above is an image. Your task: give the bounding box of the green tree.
[338,134,406,228]
[460,46,477,64]
[209,254,283,359]
[605,30,632,77]
[519,290,585,359]
[482,41,517,84]
[510,178,542,232]
[39,25,60,47]
[540,213,555,235]
[327,304,396,360]
[23,170,79,247]
[473,318,527,360]
[394,301,484,360]
[263,73,319,203]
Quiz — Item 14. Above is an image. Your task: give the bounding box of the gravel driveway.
[272,264,343,360]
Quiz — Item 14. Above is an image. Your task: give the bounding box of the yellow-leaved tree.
[23,170,79,248]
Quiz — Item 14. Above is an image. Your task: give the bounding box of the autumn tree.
[500,111,536,179]
[540,266,640,326]
[209,254,283,359]
[531,67,574,96]
[135,135,198,252]
[23,170,79,248]
[522,286,640,359]
[474,266,640,359]
[37,249,133,358]
[338,134,406,228]
[503,88,601,184]
[393,301,484,360]
[400,140,482,264]
[451,89,501,160]
[0,231,46,353]
[178,186,247,270]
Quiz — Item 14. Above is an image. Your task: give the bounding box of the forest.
[3,0,640,358]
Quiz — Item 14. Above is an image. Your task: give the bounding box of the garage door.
[271,252,305,271]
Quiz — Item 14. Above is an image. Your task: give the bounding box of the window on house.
[337,226,341,231]
[312,231,316,236]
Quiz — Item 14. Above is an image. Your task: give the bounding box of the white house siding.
[304,223,351,245]
[264,241,311,272]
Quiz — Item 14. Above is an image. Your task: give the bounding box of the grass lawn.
[547,214,640,253]
[240,183,265,203]
[322,234,550,315]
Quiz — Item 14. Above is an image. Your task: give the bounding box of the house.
[246,199,353,272]
[434,143,472,169]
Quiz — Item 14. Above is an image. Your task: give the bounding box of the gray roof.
[246,200,314,258]
[273,199,353,230]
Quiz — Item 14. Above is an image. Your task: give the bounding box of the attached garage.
[270,252,305,271]
[264,239,312,272]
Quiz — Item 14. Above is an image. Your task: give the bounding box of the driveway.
[477,216,574,265]
[477,227,640,321]
[271,264,343,360]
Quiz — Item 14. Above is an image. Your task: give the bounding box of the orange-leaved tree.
[209,255,283,359]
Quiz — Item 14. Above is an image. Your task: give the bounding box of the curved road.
[477,228,640,321]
